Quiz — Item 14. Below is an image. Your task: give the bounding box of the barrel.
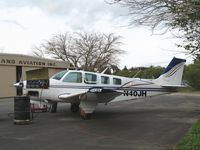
[14,96,31,125]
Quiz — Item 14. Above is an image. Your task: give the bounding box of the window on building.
[101,76,110,84]
[84,73,97,84]
[113,78,122,85]
[63,72,82,83]
[52,70,68,80]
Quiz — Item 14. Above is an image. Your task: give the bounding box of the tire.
[50,102,57,113]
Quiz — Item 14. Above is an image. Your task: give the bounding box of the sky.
[0,0,192,68]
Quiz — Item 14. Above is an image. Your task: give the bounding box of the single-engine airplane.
[15,57,186,119]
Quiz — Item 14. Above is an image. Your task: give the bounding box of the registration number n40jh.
[123,90,147,97]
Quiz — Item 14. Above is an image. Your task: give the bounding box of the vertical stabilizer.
[155,57,186,86]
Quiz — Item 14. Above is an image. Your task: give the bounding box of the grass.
[172,120,200,150]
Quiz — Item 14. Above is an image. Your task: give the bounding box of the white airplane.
[15,57,186,119]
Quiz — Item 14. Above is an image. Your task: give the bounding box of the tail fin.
[155,57,186,87]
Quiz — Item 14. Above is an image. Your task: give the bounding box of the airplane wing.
[58,87,122,115]
[58,87,121,102]
[58,91,87,100]
[58,87,106,100]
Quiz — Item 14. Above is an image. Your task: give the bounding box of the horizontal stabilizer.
[161,85,186,88]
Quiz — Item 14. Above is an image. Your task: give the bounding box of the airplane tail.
[155,57,186,87]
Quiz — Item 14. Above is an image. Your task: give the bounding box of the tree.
[33,32,125,71]
[74,32,124,71]
[110,0,200,56]
[184,57,200,89]
[122,66,128,71]
[139,66,163,79]
[33,33,80,68]
[114,65,163,78]
[194,55,200,63]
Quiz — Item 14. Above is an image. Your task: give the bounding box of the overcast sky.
[0,0,191,68]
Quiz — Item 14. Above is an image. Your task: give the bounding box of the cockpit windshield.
[52,70,68,80]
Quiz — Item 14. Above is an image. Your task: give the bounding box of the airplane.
[14,57,186,119]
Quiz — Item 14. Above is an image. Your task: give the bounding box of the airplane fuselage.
[23,70,168,104]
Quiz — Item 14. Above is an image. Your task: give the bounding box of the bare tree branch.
[109,0,200,56]
[32,32,125,71]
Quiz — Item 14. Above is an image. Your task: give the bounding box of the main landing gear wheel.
[80,109,92,120]
[70,103,80,113]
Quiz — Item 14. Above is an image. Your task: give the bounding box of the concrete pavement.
[0,94,200,150]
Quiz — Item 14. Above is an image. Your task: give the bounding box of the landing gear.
[80,109,92,120]
[79,100,97,120]
[70,103,80,113]
[50,102,57,113]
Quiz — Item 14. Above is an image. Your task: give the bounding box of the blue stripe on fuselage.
[49,85,167,92]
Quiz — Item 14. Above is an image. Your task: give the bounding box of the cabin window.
[101,76,110,84]
[63,72,82,83]
[52,70,68,80]
[113,78,122,85]
[84,73,97,84]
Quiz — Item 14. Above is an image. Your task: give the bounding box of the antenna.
[101,67,108,74]
[133,70,141,78]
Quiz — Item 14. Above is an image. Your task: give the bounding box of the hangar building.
[0,53,70,98]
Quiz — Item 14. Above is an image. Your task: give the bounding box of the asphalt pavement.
[0,93,200,150]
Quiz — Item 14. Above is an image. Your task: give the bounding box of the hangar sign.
[0,59,55,67]
[0,53,69,68]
